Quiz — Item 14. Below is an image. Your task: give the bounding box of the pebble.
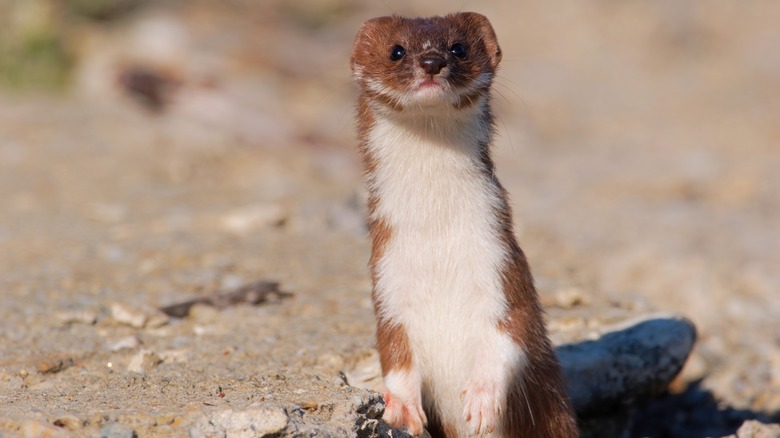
[56,308,98,325]
[126,349,162,373]
[98,422,137,438]
[189,405,288,438]
[219,203,287,234]
[553,287,589,308]
[53,415,83,430]
[36,355,74,374]
[110,303,169,329]
[110,303,148,328]
[107,336,142,352]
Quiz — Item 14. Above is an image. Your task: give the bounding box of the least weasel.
[351,13,578,437]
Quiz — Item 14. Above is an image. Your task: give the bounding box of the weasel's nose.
[419,56,447,75]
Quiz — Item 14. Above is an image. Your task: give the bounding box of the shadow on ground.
[631,381,780,438]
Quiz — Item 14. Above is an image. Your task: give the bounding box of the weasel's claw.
[383,391,427,436]
[461,380,501,436]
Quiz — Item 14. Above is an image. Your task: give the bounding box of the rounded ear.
[350,16,396,73]
[454,12,502,69]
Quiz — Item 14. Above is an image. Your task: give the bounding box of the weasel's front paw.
[461,379,502,436]
[383,390,427,436]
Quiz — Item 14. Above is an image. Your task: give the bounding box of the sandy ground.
[1,1,779,436]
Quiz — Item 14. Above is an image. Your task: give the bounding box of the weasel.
[351,13,578,437]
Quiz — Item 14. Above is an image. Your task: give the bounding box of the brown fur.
[375,317,413,374]
[497,215,579,437]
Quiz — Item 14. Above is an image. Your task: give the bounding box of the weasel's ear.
[350,16,396,73]
[455,12,502,70]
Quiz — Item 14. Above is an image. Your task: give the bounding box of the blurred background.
[0,0,778,436]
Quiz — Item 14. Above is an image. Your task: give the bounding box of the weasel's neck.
[359,95,495,171]
[360,95,499,227]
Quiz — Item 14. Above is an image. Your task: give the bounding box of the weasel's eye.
[390,45,406,61]
[450,43,466,58]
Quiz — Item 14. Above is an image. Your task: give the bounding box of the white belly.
[369,113,520,434]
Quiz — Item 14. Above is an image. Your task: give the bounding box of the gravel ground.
[1,1,778,436]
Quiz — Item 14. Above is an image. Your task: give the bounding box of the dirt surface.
[1,1,779,436]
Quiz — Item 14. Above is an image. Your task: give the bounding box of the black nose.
[419,56,447,75]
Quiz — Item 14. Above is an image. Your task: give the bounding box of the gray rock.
[558,315,697,416]
[189,405,289,438]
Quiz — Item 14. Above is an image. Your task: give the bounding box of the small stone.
[220,203,287,234]
[107,336,142,352]
[553,287,589,308]
[99,422,137,438]
[189,405,288,438]
[108,302,168,329]
[732,420,780,438]
[110,303,147,328]
[298,400,319,411]
[56,309,98,325]
[126,349,162,373]
[20,420,71,438]
[53,415,83,430]
[36,355,74,374]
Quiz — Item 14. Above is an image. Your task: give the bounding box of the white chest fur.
[368,103,511,359]
[367,103,524,435]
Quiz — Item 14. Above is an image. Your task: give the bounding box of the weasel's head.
[350,12,502,111]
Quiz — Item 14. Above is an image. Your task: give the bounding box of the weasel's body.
[351,13,578,437]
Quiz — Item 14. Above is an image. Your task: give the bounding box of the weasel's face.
[351,13,502,111]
